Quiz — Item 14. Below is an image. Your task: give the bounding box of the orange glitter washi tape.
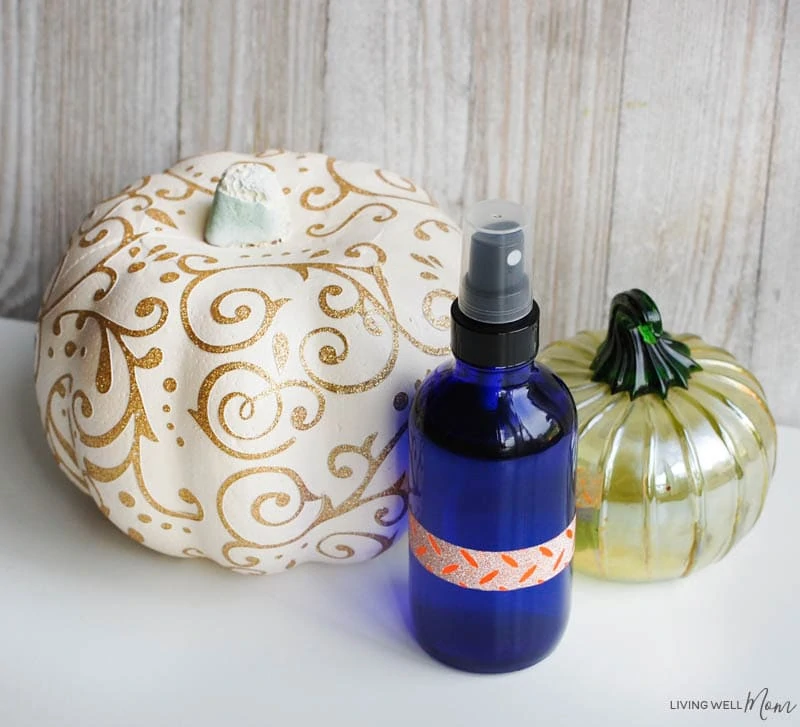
[409,511,576,591]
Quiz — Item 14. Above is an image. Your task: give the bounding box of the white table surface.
[1,316,798,727]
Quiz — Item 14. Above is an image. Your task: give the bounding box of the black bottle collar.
[450,298,539,369]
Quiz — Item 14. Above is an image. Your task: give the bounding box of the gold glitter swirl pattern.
[43,374,89,493]
[189,362,325,460]
[374,168,418,193]
[414,218,457,241]
[316,531,396,560]
[306,203,398,238]
[423,289,457,331]
[217,425,408,571]
[299,156,436,212]
[180,268,290,354]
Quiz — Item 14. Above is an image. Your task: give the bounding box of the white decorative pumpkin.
[35,150,460,574]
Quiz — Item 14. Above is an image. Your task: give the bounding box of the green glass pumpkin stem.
[590,289,701,400]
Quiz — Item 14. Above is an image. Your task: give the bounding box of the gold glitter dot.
[186,165,194,171]
[138,514,152,523]
[275,554,283,559]
[193,172,202,178]
[128,262,146,273]
[300,542,308,549]
[161,522,172,530]
[176,437,185,447]
[99,505,110,517]
[177,209,186,215]
[286,559,296,569]
[183,527,191,533]
[167,422,175,431]
[127,528,144,544]
[162,404,171,413]
[319,345,339,365]
[47,347,54,358]
[160,272,179,283]
[299,167,308,173]
[64,342,77,357]
[210,176,220,183]
[154,227,163,232]
[118,491,135,507]
[163,378,177,392]
[129,247,140,257]
[282,187,291,195]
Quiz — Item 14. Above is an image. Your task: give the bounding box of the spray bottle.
[408,199,577,673]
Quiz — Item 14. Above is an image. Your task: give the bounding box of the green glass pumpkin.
[538,289,776,581]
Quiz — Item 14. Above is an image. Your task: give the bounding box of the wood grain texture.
[463,0,629,344]
[753,0,797,426]
[607,0,785,363]
[179,0,327,157]
[1,0,799,422]
[0,0,182,320]
[323,0,474,216]
[0,0,37,320]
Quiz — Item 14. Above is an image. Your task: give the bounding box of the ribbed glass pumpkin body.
[539,329,776,581]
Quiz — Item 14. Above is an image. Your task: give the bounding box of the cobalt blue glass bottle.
[408,200,577,674]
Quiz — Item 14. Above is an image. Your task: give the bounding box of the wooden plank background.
[1,0,798,425]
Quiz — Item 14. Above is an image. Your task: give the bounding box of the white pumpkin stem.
[204,163,291,247]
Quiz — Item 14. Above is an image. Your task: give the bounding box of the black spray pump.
[451,200,540,369]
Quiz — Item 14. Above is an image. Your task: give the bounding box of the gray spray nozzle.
[458,200,533,325]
